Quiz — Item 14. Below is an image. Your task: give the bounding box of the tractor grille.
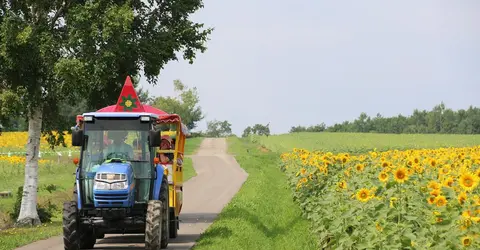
[94,193,129,201]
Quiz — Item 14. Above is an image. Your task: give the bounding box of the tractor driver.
[104,131,134,160]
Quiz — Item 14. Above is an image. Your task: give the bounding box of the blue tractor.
[63,111,171,250]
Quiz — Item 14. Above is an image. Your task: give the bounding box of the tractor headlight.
[94,181,109,190]
[111,181,128,190]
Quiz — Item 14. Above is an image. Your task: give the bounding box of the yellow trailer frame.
[155,116,189,236]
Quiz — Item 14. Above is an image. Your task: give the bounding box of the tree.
[289,123,325,133]
[0,1,212,226]
[243,123,270,137]
[206,120,232,137]
[242,126,252,137]
[152,79,204,130]
[0,89,23,131]
[314,102,480,134]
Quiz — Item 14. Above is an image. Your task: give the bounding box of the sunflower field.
[281,146,480,249]
[0,132,73,153]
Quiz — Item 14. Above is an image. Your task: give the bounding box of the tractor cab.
[72,112,161,208]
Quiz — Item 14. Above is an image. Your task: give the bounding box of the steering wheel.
[105,152,129,161]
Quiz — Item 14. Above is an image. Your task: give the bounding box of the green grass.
[0,137,204,250]
[0,158,76,228]
[183,137,203,181]
[0,222,63,250]
[192,137,318,250]
[255,132,480,154]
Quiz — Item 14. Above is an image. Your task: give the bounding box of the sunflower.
[434,195,447,207]
[430,189,441,197]
[443,177,454,188]
[459,172,479,192]
[378,171,389,182]
[337,180,347,189]
[356,164,365,172]
[300,168,307,175]
[428,181,441,190]
[407,159,413,166]
[389,197,398,208]
[461,236,473,247]
[440,165,451,175]
[414,157,420,164]
[394,167,409,183]
[356,188,372,202]
[458,192,467,205]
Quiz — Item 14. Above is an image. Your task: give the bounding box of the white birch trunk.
[15,106,43,226]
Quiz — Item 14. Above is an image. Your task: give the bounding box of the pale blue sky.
[140,0,480,135]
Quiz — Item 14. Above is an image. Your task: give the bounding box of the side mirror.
[149,129,161,147]
[72,129,84,147]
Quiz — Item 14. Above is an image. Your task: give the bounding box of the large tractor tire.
[160,176,170,248]
[145,200,163,250]
[169,207,178,239]
[63,201,80,250]
[63,201,96,250]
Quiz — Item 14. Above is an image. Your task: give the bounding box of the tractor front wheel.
[145,200,163,250]
[63,201,80,250]
[62,201,96,250]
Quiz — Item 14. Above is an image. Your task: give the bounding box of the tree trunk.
[15,106,43,226]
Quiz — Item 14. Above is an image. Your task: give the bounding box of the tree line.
[289,103,480,134]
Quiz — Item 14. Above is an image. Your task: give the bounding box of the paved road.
[16,138,248,250]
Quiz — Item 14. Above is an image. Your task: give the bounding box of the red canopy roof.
[94,76,182,124]
[97,104,168,116]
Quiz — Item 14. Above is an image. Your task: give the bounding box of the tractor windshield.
[79,117,154,204]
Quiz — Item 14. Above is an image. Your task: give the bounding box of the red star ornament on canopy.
[114,76,145,112]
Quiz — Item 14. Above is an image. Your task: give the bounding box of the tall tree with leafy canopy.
[152,79,204,130]
[0,0,212,226]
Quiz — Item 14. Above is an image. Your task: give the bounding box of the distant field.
[254,132,480,153]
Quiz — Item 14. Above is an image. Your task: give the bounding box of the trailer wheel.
[63,201,80,250]
[169,207,178,238]
[160,176,169,248]
[145,200,162,250]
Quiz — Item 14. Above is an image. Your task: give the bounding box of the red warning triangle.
[114,76,145,112]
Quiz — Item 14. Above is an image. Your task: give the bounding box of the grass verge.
[183,137,203,182]
[192,137,318,250]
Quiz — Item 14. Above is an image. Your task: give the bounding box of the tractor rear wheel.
[145,200,163,250]
[169,207,178,238]
[63,201,80,250]
[160,176,169,248]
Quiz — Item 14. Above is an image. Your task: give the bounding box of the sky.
[139,0,480,136]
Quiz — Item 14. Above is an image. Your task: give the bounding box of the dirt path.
[16,138,248,250]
